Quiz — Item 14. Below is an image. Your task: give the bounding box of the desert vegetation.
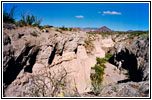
[87,30,149,39]
[3,6,17,23]
[90,53,113,95]
[15,13,42,27]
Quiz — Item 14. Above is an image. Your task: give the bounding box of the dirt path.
[102,62,127,85]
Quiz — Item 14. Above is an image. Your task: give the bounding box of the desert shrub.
[140,33,149,38]
[15,20,24,27]
[88,31,114,37]
[25,68,81,97]
[69,28,73,31]
[37,25,44,30]
[90,57,107,95]
[30,31,39,37]
[105,53,113,61]
[60,26,68,31]
[56,28,62,33]
[18,13,42,26]
[88,31,149,39]
[90,74,104,95]
[84,35,95,54]
[44,25,53,28]
[25,68,67,97]
[128,31,149,38]
[3,6,17,23]
[62,83,81,97]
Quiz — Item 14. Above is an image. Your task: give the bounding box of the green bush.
[15,20,24,27]
[56,28,62,33]
[37,25,44,30]
[44,25,53,28]
[60,26,68,31]
[30,31,39,37]
[129,31,149,38]
[105,53,113,61]
[3,6,17,23]
[87,31,149,38]
[69,28,73,31]
[90,57,107,95]
[18,13,42,26]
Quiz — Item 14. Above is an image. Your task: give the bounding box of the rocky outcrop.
[3,42,40,87]
[82,81,149,97]
[3,23,16,30]
[3,26,89,97]
[99,81,149,97]
[113,37,149,81]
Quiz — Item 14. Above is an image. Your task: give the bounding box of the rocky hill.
[96,26,112,32]
[3,24,149,97]
[80,26,112,32]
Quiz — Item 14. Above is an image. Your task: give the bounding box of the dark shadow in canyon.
[109,49,142,82]
[48,44,57,65]
[117,79,131,83]
[3,46,33,86]
[24,48,40,73]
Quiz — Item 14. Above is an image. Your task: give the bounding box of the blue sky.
[3,3,149,31]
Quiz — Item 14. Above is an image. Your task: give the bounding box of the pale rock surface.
[101,37,114,47]
[94,44,105,58]
[77,45,88,59]
[102,62,127,85]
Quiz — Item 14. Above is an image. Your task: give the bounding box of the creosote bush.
[90,53,113,95]
[90,57,106,95]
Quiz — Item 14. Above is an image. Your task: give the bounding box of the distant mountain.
[80,26,112,32]
[80,28,98,32]
[127,30,133,32]
[96,26,112,32]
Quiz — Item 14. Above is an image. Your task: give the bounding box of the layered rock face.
[113,37,149,81]
[3,26,96,97]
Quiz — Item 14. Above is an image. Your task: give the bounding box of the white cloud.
[75,15,84,18]
[103,11,121,15]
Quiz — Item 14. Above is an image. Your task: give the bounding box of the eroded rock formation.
[3,25,149,97]
[113,37,149,81]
